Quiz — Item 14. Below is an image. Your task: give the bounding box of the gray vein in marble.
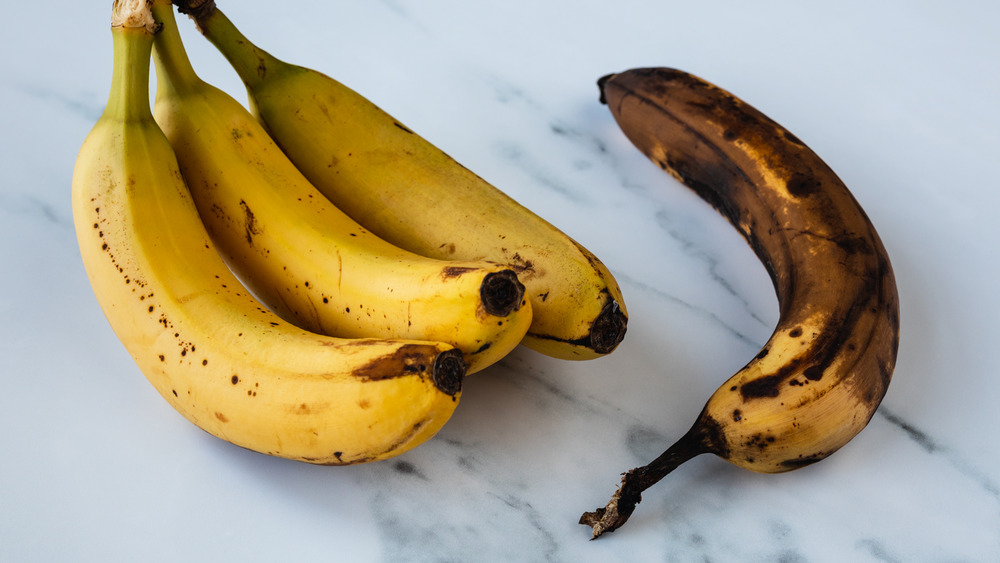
[493,353,608,418]
[12,81,104,123]
[391,460,430,481]
[375,0,409,19]
[878,406,1000,507]
[479,72,538,108]
[654,207,772,330]
[0,191,72,228]
[774,550,808,563]
[492,140,589,203]
[543,115,662,202]
[363,436,563,562]
[617,270,767,351]
[473,72,612,204]
[856,537,904,563]
[550,121,610,159]
[879,406,939,454]
[626,423,671,463]
[486,491,560,560]
[637,466,799,562]
[440,436,482,474]
[373,0,431,36]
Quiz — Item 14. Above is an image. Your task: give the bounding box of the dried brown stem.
[172,0,216,20]
[580,419,718,539]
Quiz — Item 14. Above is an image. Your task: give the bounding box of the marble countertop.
[3,1,998,561]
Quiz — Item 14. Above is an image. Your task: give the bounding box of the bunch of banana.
[148,0,531,375]
[72,0,471,465]
[168,0,628,361]
[579,68,900,538]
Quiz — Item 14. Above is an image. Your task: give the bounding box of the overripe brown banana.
[580,68,900,538]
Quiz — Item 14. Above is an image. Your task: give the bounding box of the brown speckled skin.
[582,68,899,538]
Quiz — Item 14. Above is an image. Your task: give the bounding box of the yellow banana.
[169,0,627,361]
[580,68,900,537]
[72,0,466,466]
[148,1,530,374]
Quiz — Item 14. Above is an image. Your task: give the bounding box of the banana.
[579,68,900,538]
[147,1,530,374]
[72,0,467,466]
[168,0,627,361]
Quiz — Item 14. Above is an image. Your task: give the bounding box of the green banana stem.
[150,1,201,97]
[105,27,155,123]
[179,3,285,90]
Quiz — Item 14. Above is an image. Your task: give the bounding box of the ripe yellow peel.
[176,5,628,361]
[71,15,463,466]
[149,2,531,373]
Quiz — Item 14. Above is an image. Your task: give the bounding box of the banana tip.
[432,349,465,395]
[590,300,627,354]
[596,73,616,105]
[480,269,527,317]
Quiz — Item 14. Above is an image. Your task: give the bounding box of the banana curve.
[73,4,465,466]
[170,1,628,361]
[580,68,899,538]
[149,1,531,374]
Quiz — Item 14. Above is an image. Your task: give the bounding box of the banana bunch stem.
[107,10,156,122]
[178,4,263,88]
[150,1,198,96]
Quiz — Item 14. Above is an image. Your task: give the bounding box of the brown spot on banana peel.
[351,345,465,396]
[289,350,466,465]
[779,452,826,469]
[505,253,536,277]
[440,265,479,279]
[239,199,261,245]
[601,68,896,399]
[583,68,899,539]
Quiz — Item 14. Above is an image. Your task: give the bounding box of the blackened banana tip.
[432,349,465,394]
[597,73,616,105]
[590,300,627,354]
[480,269,526,317]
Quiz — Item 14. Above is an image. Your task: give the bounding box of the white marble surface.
[2,0,999,561]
